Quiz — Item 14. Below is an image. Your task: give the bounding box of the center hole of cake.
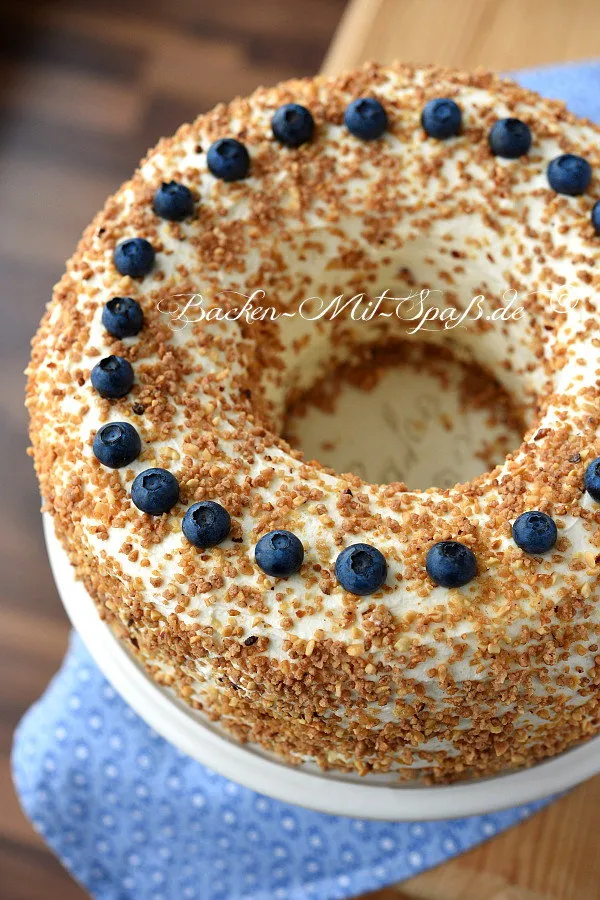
[283,342,526,490]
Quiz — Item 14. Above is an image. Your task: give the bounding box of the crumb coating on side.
[27,63,600,782]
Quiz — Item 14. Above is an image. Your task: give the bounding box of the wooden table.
[1,1,599,898]
[322,0,600,75]
[324,5,600,899]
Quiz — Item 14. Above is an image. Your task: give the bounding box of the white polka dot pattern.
[12,633,551,899]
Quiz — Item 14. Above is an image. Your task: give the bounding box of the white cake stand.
[44,513,600,821]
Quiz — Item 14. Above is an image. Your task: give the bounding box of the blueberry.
[91,355,134,399]
[207,138,250,181]
[152,181,195,221]
[592,200,600,234]
[512,511,557,554]
[334,543,387,595]
[131,468,179,515]
[255,530,304,577]
[421,98,461,139]
[114,238,155,278]
[488,118,531,159]
[182,501,231,548]
[101,297,144,338]
[272,103,315,147]
[344,98,387,140]
[426,541,477,588]
[93,422,141,468]
[584,456,600,501]
[547,154,592,196]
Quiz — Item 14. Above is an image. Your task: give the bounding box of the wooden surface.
[326,6,600,900]
[1,1,599,899]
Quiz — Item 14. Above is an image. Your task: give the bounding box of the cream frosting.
[27,63,600,780]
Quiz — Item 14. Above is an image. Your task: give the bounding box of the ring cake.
[27,63,600,782]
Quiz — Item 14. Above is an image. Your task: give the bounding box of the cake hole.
[283,342,526,490]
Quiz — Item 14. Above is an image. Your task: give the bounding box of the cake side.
[27,62,600,781]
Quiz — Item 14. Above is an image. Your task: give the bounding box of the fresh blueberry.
[207,138,250,181]
[584,456,600,501]
[592,200,600,234]
[152,181,195,221]
[334,543,387,595]
[91,355,134,399]
[272,103,315,147]
[131,468,179,515]
[488,118,531,158]
[255,530,304,577]
[512,511,557,554]
[421,98,461,139]
[93,422,141,468]
[114,238,155,278]
[426,541,477,588]
[344,97,387,140]
[101,297,144,338]
[182,501,231,548]
[547,154,592,196]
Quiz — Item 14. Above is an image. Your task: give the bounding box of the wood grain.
[323,0,600,74]
[2,1,600,898]
[323,2,600,900]
[0,1,345,897]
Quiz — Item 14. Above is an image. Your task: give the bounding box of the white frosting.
[29,65,600,776]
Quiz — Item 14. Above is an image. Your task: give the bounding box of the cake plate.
[44,513,600,821]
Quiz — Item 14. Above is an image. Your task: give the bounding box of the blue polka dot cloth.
[12,62,600,900]
[13,636,551,900]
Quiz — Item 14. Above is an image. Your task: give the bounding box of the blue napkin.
[515,59,600,121]
[13,634,550,900]
[13,62,600,900]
